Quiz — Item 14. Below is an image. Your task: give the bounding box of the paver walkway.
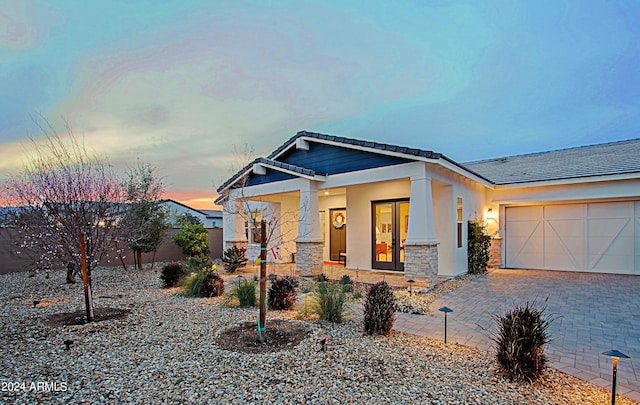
[393,269,640,402]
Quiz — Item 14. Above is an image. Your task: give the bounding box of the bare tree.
[1,120,129,321]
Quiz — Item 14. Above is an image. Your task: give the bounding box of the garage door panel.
[505,216,543,269]
[544,218,584,269]
[506,202,638,274]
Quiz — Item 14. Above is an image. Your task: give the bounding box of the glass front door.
[372,200,409,271]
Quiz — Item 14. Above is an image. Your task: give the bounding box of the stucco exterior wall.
[346,178,411,271]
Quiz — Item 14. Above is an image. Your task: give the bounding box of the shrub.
[364,281,397,335]
[268,276,299,310]
[229,278,257,306]
[311,281,348,323]
[181,269,224,297]
[492,300,552,382]
[468,220,491,274]
[222,246,248,273]
[315,273,329,283]
[173,222,210,257]
[160,262,186,288]
[187,255,214,273]
[201,272,225,298]
[339,274,353,292]
[181,272,205,297]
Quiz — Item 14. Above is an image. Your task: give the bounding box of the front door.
[372,200,409,271]
[329,208,347,261]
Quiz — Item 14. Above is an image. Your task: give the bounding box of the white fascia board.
[494,172,640,189]
[322,162,419,188]
[232,178,304,199]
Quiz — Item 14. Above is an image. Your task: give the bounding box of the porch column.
[404,168,438,287]
[296,180,323,276]
[222,194,248,252]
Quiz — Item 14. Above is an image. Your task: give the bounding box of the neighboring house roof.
[200,209,223,219]
[463,138,640,185]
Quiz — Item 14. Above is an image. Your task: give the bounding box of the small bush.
[268,276,299,310]
[181,272,205,297]
[311,282,348,323]
[364,281,397,335]
[187,255,214,273]
[222,246,248,273]
[160,262,186,288]
[181,269,223,297]
[230,278,257,306]
[468,220,491,274]
[492,300,552,382]
[315,273,329,283]
[339,274,353,292]
[201,272,225,297]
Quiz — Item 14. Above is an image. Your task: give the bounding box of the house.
[163,199,223,228]
[216,131,640,284]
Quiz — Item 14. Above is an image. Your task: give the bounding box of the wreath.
[332,212,346,229]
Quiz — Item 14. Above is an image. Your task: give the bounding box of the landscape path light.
[438,306,453,343]
[601,349,630,405]
[407,279,415,295]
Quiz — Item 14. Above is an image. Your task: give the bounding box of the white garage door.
[505,201,640,274]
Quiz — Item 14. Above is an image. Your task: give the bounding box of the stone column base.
[488,236,502,268]
[295,241,323,276]
[404,243,438,288]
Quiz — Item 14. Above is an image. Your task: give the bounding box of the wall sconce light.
[486,208,495,220]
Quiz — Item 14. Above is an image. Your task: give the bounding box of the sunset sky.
[2,1,640,209]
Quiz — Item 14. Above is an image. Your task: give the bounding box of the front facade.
[216,132,640,283]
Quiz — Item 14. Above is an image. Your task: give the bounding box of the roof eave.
[494,171,640,189]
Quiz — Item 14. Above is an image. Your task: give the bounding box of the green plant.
[201,272,225,297]
[339,274,353,292]
[181,269,223,297]
[160,262,186,288]
[173,222,210,257]
[227,278,257,307]
[315,273,329,282]
[363,281,397,335]
[268,276,299,310]
[468,220,491,274]
[492,300,553,382]
[181,272,205,297]
[311,281,348,323]
[221,246,248,273]
[187,255,214,273]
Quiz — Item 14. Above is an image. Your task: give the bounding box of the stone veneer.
[403,243,438,288]
[488,236,502,268]
[295,241,323,276]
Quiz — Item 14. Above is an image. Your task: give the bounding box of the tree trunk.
[80,234,94,323]
[66,262,77,284]
[150,250,157,269]
[258,220,267,343]
[136,250,143,270]
[114,240,128,271]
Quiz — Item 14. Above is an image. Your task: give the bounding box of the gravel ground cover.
[1,266,636,404]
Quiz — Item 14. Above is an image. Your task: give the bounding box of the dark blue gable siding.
[244,169,297,187]
[243,141,413,187]
[281,142,411,175]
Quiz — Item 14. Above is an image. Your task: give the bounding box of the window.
[245,211,263,244]
[457,197,463,248]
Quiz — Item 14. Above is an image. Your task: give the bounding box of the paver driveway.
[394,269,640,402]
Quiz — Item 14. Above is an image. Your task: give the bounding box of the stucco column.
[222,194,248,251]
[296,180,323,275]
[404,168,438,287]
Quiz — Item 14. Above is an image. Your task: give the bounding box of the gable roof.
[216,131,492,196]
[462,138,640,185]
